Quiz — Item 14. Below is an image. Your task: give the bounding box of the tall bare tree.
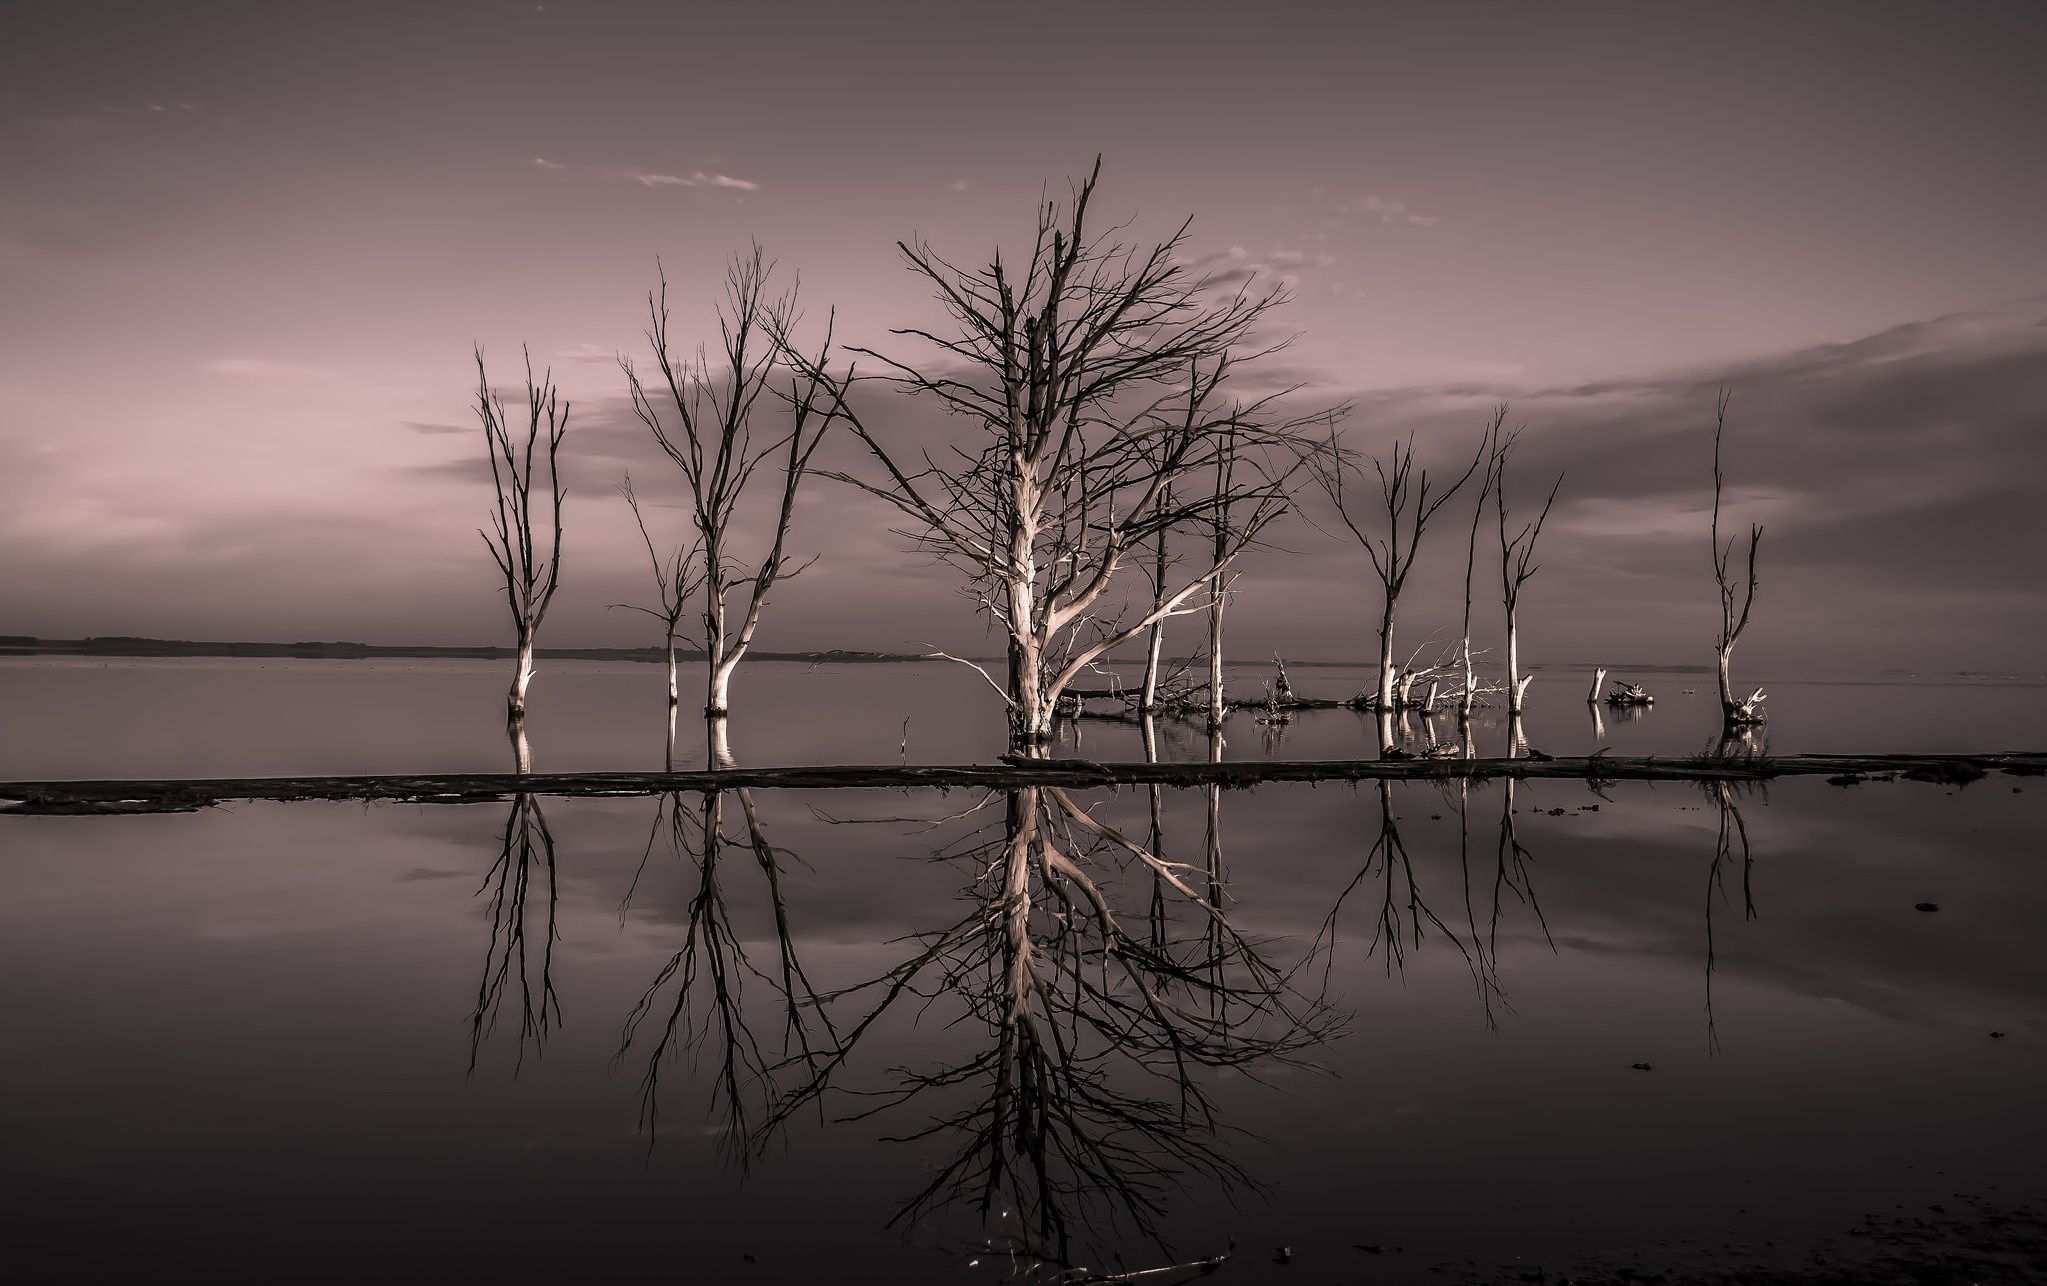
[1710,389,1765,732]
[475,348,567,732]
[622,248,835,765]
[1456,408,1506,723]
[613,474,700,769]
[779,161,1325,750]
[1494,429,1562,717]
[1319,429,1482,752]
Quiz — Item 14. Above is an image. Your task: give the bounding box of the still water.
[2,658,2042,1282]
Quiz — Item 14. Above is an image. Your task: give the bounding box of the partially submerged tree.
[1493,428,1562,717]
[1455,408,1507,723]
[613,474,701,769]
[622,247,835,765]
[779,161,1325,750]
[1318,428,1482,752]
[475,348,568,731]
[1709,390,1764,732]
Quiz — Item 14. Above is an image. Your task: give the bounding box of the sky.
[3,0,2044,671]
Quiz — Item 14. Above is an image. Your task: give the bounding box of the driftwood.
[3,754,2041,814]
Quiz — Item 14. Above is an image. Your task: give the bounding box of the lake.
[2,656,2043,1283]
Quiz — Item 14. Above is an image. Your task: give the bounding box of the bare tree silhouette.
[474,348,567,733]
[1710,390,1765,734]
[776,161,1328,751]
[1317,430,1483,754]
[622,247,835,766]
[1493,426,1563,718]
[614,474,701,769]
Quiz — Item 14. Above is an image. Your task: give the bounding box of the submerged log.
[3,753,2043,813]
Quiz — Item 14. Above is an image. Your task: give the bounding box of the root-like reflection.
[1321,779,1554,1028]
[617,788,836,1156]
[606,781,1339,1272]
[1703,780,1759,1052]
[467,792,560,1074]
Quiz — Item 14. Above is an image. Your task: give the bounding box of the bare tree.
[777,161,1327,750]
[1709,390,1765,732]
[613,474,701,769]
[1494,429,1562,717]
[1456,409,1506,723]
[475,348,568,731]
[622,248,835,766]
[1318,429,1482,753]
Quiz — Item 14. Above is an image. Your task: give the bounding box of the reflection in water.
[1321,779,1553,1026]
[617,787,834,1153]
[1703,781,1758,1052]
[468,792,560,1073]
[753,785,1334,1268]
[452,768,1835,1274]
[575,773,1337,1271]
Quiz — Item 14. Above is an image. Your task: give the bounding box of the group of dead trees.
[471,158,1765,763]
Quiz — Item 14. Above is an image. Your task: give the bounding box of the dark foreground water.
[2,658,2043,1282]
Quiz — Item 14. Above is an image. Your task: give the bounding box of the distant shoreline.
[0,635,1716,671]
[0,636,932,665]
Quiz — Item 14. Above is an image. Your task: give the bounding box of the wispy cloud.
[1334,195,1440,227]
[401,420,469,436]
[948,179,971,192]
[29,102,202,132]
[531,157,566,170]
[554,342,616,366]
[201,358,340,380]
[619,169,760,191]
[1186,245,1338,289]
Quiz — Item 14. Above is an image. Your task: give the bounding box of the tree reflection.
[1702,780,1758,1051]
[467,791,560,1074]
[1321,778,1553,1027]
[616,787,835,1155]
[613,779,1336,1272]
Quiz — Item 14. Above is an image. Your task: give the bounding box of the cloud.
[1185,244,1338,289]
[531,157,566,170]
[554,342,618,366]
[619,169,760,191]
[201,358,340,380]
[1333,195,1440,227]
[28,102,201,132]
[402,420,469,436]
[948,179,971,192]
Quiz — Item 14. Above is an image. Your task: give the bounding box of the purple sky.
[4,0,2044,670]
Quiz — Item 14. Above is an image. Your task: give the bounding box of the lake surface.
[2,657,2043,1282]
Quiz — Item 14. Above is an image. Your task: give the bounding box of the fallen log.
[2,753,2042,814]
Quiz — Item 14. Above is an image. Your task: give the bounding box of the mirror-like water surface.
[2,659,2042,1282]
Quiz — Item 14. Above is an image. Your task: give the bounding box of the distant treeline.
[0,636,929,665]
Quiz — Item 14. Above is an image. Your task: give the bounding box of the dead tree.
[1493,429,1562,717]
[1456,409,1507,722]
[779,161,1327,750]
[1709,390,1765,730]
[475,348,567,729]
[613,474,701,770]
[1318,429,1482,753]
[622,247,835,765]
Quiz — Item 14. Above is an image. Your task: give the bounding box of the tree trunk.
[1717,645,1736,724]
[1206,577,1225,731]
[1504,607,1524,715]
[707,714,734,770]
[509,633,536,722]
[663,629,680,771]
[1588,667,1607,704]
[1141,618,1165,713]
[1376,598,1398,717]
